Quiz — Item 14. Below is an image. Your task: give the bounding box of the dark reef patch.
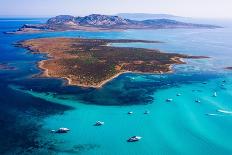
[10,71,222,106]
[0,82,73,154]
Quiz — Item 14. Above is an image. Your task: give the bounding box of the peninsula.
[9,14,221,34]
[19,38,207,88]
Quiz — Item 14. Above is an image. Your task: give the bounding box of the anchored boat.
[127,136,142,142]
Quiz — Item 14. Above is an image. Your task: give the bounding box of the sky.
[0,0,231,18]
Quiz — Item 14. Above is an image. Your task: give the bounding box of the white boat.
[166,99,173,102]
[176,93,181,96]
[55,127,70,133]
[195,100,201,103]
[50,130,56,132]
[127,136,142,142]
[128,111,133,114]
[94,121,104,126]
[144,110,150,114]
[213,92,217,97]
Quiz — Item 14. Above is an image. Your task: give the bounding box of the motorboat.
[166,99,173,102]
[144,110,150,114]
[213,92,217,97]
[127,136,142,142]
[94,121,104,126]
[176,93,181,96]
[128,111,133,114]
[195,100,201,103]
[55,127,70,133]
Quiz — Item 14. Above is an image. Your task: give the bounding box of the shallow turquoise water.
[1,19,232,154]
[10,76,232,155]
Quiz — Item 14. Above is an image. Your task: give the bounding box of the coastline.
[38,59,130,88]
[20,37,205,89]
[37,58,183,88]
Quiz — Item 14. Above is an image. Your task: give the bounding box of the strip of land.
[19,38,207,88]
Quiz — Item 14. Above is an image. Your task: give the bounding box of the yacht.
[94,121,104,126]
[127,136,142,142]
[55,127,70,133]
[144,110,150,114]
[213,92,217,97]
[166,98,173,102]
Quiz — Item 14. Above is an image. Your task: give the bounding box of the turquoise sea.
[1,18,232,155]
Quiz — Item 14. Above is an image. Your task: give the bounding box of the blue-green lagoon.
[1,18,232,155]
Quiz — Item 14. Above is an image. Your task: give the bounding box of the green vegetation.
[21,38,204,87]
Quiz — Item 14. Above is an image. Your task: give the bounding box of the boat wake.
[217,109,232,115]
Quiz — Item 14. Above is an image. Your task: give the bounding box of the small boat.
[213,92,217,97]
[128,111,133,114]
[195,100,201,103]
[176,93,181,96]
[94,121,104,126]
[55,127,70,133]
[127,136,142,142]
[50,130,56,133]
[166,99,173,102]
[202,82,207,84]
[144,110,150,114]
[222,80,226,83]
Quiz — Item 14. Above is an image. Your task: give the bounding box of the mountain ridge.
[8,14,222,34]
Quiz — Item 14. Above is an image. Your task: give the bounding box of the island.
[19,38,207,88]
[8,14,221,34]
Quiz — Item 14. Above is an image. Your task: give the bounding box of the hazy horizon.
[0,0,231,19]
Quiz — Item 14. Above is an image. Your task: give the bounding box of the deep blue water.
[1,18,232,155]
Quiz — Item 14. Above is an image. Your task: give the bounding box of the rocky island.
[9,14,221,34]
[19,38,207,88]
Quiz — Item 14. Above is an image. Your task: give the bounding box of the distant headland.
[19,38,208,88]
[7,14,222,34]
